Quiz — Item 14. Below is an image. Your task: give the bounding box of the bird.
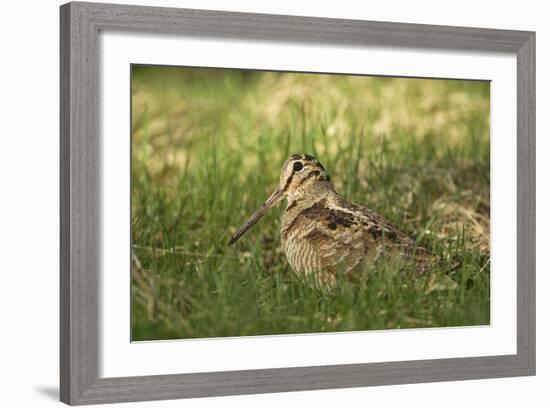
[228,153,433,286]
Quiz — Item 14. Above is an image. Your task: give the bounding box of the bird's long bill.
[228,188,284,245]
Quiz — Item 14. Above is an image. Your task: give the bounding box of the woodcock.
[229,153,433,285]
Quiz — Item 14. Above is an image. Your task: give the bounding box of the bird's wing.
[294,199,373,276]
[332,195,434,273]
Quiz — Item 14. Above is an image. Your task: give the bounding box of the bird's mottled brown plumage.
[229,153,433,286]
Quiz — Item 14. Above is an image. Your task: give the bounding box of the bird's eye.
[293,162,304,172]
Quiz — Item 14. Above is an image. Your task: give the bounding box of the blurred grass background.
[131,65,490,341]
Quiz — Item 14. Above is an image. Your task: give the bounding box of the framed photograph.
[60,1,535,405]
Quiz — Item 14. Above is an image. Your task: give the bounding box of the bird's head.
[277,153,334,201]
[228,153,333,245]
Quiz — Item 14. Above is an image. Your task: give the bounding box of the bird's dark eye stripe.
[293,162,304,172]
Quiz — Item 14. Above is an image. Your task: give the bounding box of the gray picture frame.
[60,1,536,405]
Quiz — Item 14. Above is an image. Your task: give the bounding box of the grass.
[131,65,490,341]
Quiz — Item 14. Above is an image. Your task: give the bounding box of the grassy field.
[131,65,490,341]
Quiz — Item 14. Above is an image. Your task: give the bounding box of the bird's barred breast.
[281,210,366,276]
